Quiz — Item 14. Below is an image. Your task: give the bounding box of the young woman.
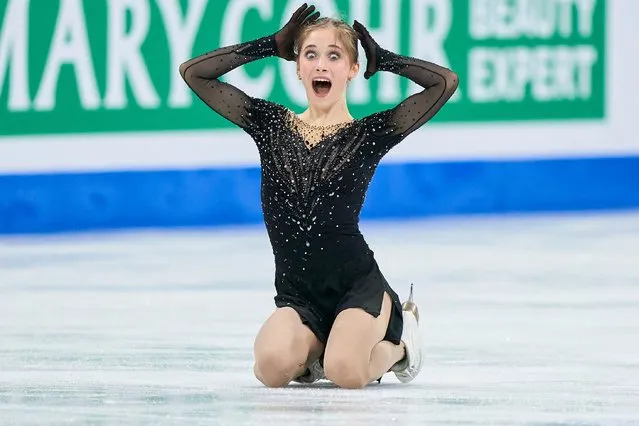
[180,3,458,389]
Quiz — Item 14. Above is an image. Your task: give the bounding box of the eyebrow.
[303,44,343,50]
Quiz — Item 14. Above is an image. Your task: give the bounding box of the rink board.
[1,155,639,234]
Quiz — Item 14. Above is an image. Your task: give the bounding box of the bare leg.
[253,307,324,387]
[323,292,405,389]
[369,339,405,380]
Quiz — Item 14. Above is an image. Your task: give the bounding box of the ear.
[349,62,360,80]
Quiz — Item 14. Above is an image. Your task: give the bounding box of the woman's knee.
[254,347,300,387]
[323,352,370,389]
[252,307,324,387]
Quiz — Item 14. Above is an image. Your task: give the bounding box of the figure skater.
[180,3,458,389]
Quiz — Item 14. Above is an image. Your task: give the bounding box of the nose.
[316,56,327,71]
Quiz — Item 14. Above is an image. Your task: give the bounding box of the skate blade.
[401,283,419,323]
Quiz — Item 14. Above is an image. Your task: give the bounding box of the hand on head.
[352,20,380,80]
[275,3,321,61]
[275,4,381,80]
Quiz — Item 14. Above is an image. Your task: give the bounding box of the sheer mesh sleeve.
[179,35,281,131]
[364,47,459,147]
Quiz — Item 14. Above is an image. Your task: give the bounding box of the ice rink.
[1,212,638,425]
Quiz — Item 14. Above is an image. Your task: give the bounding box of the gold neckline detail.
[290,111,355,129]
[287,111,356,150]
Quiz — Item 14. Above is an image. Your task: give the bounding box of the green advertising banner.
[0,0,606,136]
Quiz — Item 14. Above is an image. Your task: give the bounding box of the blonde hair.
[294,17,359,64]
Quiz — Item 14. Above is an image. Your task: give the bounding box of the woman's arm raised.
[179,4,320,129]
[354,20,458,139]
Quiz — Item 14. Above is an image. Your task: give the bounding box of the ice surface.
[1,213,638,425]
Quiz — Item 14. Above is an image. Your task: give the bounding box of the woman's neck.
[298,100,353,127]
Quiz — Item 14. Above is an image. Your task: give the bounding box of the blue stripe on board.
[1,156,639,234]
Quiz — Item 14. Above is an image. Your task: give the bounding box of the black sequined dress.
[180,35,458,344]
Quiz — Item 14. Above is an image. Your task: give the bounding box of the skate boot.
[391,283,423,383]
[292,358,325,384]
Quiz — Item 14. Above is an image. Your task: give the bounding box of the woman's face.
[297,27,359,109]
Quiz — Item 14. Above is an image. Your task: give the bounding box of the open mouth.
[312,78,332,97]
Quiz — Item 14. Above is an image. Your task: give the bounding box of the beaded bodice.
[179,33,458,277]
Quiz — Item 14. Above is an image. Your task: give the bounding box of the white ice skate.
[292,358,324,384]
[391,283,423,383]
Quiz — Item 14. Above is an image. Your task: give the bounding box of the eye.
[304,51,316,59]
[329,52,341,60]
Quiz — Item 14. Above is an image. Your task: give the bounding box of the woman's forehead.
[302,28,343,49]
